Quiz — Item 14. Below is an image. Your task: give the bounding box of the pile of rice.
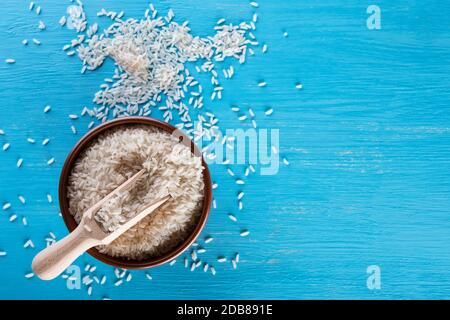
[67,125,205,260]
[73,4,257,122]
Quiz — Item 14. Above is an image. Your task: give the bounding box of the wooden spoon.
[32,169,170,280]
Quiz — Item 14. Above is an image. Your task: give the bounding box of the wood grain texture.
[1,0,450,299]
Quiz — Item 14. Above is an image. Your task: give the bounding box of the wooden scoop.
[32,169,171,280]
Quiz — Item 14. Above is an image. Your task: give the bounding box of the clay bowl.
[58,116,212,269]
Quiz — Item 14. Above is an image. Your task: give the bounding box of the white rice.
[74,7,255,121]
[265,108,273,116]
[18,195,26,204]
[240,230,250,237]
[67,125,204,260]
[59,16,67,26]
[24,239,34,248]
[262,44,268,53]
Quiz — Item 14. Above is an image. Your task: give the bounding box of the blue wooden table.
[1,0,450,299]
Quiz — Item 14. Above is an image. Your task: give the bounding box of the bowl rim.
[58,116,212,269]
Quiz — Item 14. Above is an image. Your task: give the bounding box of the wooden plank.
[0,0,450,299]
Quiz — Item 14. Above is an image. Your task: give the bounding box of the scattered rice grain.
[265,108,273,116]
[24,239,35,248]
[18,195,26,204]
[262,44,268,53]
[240,230,250,237]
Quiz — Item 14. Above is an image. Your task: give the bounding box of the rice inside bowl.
[67,125,204,260]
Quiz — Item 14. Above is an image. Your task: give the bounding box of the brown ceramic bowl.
[58,116,212,269]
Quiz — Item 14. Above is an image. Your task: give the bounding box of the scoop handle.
[32,223,100,281]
